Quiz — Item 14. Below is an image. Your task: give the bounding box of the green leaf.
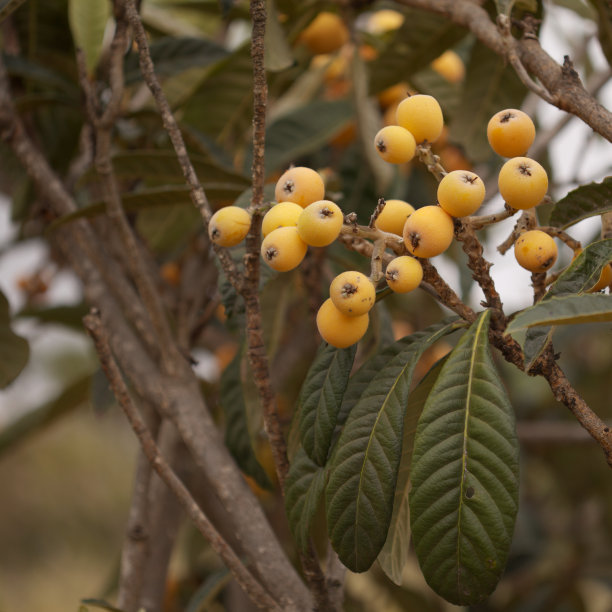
[245,99,353,175]
[507,293,612,331]
[220,350,272,490]
[136,202,200,254]
[184,567,232,612]
[378,356,448,585]
[284,447,327,550]
[450,40,527,162]
[325,319,463,572]
[0,375,91,458]
[0,291,29,389]
[409,310,519,605]
[264,0,294,72]
[590,0,612,66]
[522,325,554,371]
[68,0,111,76]
[124,37,228,84]
[16,303,89,331]
[297,343,357,466]
[0,0,27,23]
[368,9,468,94]
[548,177,612,230]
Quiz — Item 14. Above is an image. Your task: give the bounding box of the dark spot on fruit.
[386,269,399,282]
[518,163,532,176]
[265,247,278,261]
[211,228,220,238]
[542,257,554,269]
[283,179,295,194]
[409,232,421,250]
[376,138,386,153]
[462,173,478,184]
[320,207,334,217]
[500,112,515,123]
[341,283,357,297]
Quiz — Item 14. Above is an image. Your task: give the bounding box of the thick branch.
[84,311,282,612]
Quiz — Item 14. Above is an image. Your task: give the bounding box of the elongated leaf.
[548,178,612,229]
[507,293,612,331]
[220,351,271,490]
[378,356,448,585]
[284,447,327,550]
[245,99,353,175]
[68,0,110,75]
[184,568,232,612]
[325,320,462,572]
[0,291,29,389]
[368,9,467,94]
[450,40,527,161]
[298,343,357,466]
[124,37,228,84]
[0,0,27,23]
[521,239,612,364]
[410,310,519,605]
[264,0,293,72]
[0,375,91,457]
[16,303,89,331]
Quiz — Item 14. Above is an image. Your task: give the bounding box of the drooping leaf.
[124,37,228,84]
[368,9,468,94]
[184,567,232,612]
[220,350,272,490]
[264,0,294,72]
[548,178,612,230]
[0,375,91,457]
[507,293,612,332]
[0,0,27,23]
[16,303,89,331]
[378,356,448,585]
[410,310,519,605]
[325,319,463,572]
[520,239,612,364]
[284,447,327,551]
[245,99,353,175]
[297,343,357,466]
[0,291,29,389]
[450,40,527,162]
[68,0,111,75]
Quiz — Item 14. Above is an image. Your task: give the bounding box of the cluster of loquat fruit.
[207,93,610,349]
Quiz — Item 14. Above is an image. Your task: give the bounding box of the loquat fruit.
[514,230,558,273]
[396,94,444,144]
[403,205,455,258]
[299,12,349,55]
[498,156,548,210]
[275,166,325,208]
[374,125,417,164]
[437,170,486,217]
[208,206,252,247]
[260,226,308,272]
[297,200,344,247]
[487,109,536,158]
[316,298,369,348]
[430,50,465,83]
[330,270,376,316]
[385,256,423,293]
[374,199,415,235]
[262,202,304,237]
[367,9,405,35]
[589,263,612,292]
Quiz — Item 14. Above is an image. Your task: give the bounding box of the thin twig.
[83,311,282,612]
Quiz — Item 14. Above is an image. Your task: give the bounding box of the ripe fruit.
[374,125,416,164]
[378,82,409,109]
[430,50,465,83]
[262,202,303,237]
[368,9,405,35]
[330,271,376,316]
[498,157,548,210]
[487,109,536,157]
[403,205,455,258]
[514,230,558,273]
[299,12,348,55]
[396,94,444,144]
[374,199,415,235]
[260,226,308,272]
[316,298,369,348]
[385,256,423,293]
[275,166,325,208]
[208,206,251,247]
[437,170,486,217]
[589,262,612,292]
[297,200,344,247]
